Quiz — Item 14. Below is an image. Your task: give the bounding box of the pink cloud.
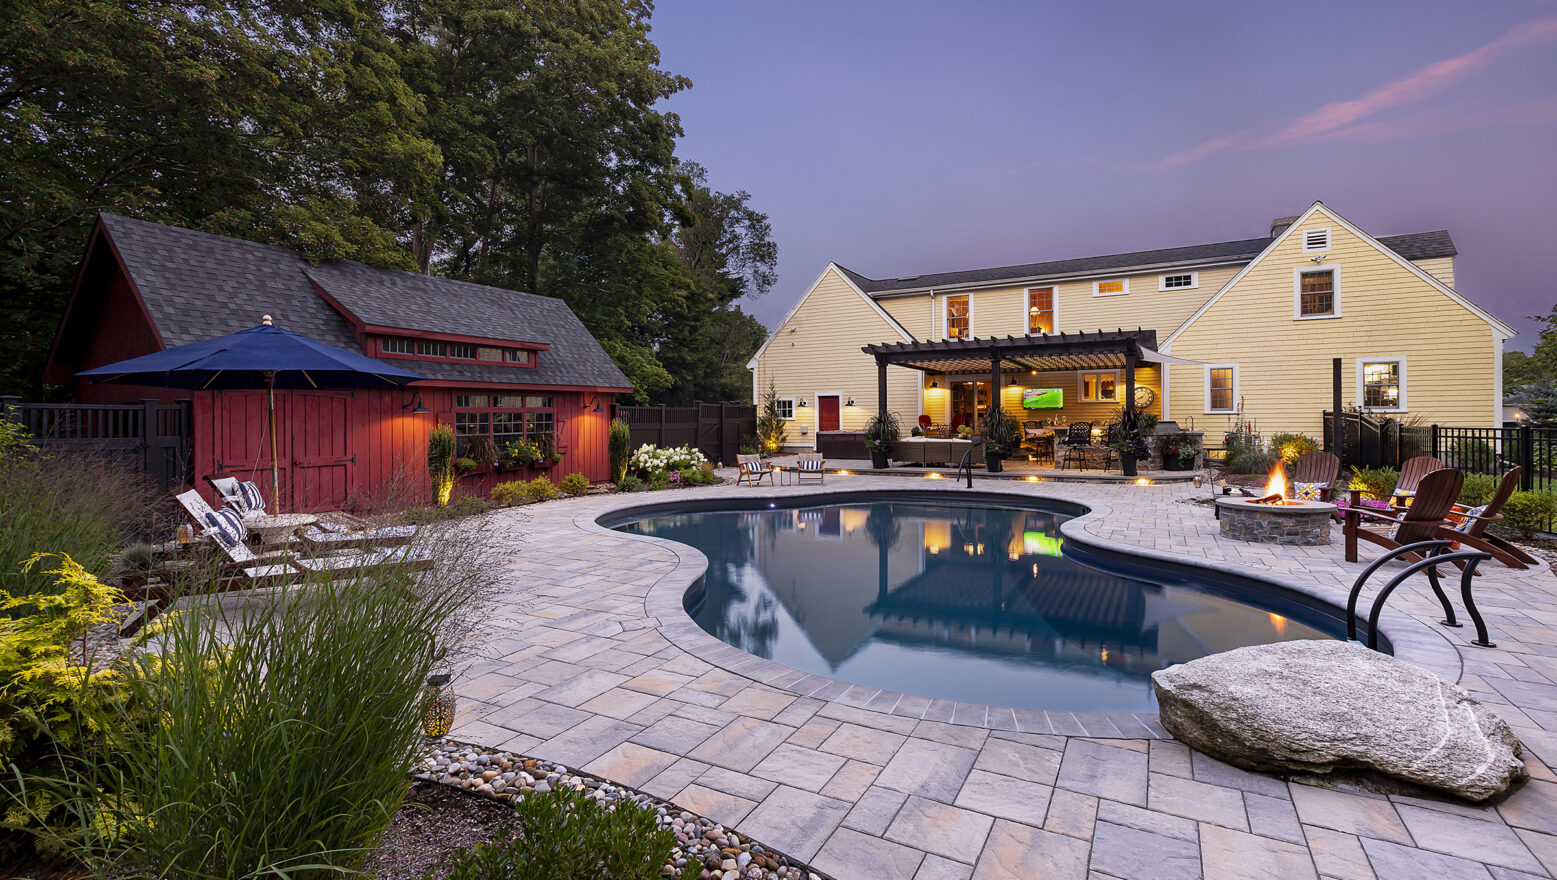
[1161,16,1557,166]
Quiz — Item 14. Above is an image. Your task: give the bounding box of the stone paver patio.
[449,475,1557,879]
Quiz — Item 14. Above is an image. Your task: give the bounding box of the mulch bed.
[367,781,521,880]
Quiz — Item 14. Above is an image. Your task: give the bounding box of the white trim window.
[1204,364,1238,414]
[1079,370,1120,402]
[1302,227,1332,252]
[1158,272,1198,291]
[1357,358,1406,412]
[945,294,971,339]
[1026,286,1054,335]
[774,398,795,420]
[1093,278,1128,297]
[1294,265,1341,319]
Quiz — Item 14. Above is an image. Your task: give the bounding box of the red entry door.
[290,392,354,512]
[818,396,841,432]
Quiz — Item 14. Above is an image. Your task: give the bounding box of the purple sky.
[650,0,1557,349]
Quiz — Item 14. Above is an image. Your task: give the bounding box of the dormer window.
[379,335,534,364]
[1302,228,1331,252]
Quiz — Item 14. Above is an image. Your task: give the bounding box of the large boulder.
[1152,640,1527,802]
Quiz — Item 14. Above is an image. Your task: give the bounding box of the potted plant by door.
[864,412,901,470]
[981,409,1017,473]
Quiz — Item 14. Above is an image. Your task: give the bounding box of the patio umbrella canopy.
[78,316,422,508]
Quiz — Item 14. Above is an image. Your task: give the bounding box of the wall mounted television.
[1022,388,1063,409]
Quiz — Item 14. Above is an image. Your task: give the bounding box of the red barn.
[45,214,632,510]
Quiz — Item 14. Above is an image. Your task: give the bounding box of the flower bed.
[416,741,827,880]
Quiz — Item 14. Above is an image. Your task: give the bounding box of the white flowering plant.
[628,443,707,480]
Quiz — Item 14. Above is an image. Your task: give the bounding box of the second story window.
[381,336,534,363]
[1094,279,1128,297]
[1296,268,1338,318]
[1159,273,1197,290]
[415,340,446,357]
[1027,288,1054,335]
[382,337,413,355]
[945,295,970,339]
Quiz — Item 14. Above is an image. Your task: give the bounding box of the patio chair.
[297,521,418,551]
[1059,422,1093,471]
[206,475,268,518]
[1289,451,1341,502]
[1445,468,1540,570]
[1099,423,1120,471]
[795,452,826,484]
[1391,455,1445,505]
[736,453,775,487]
[1343,467,1464,564]
[918,414,932,432]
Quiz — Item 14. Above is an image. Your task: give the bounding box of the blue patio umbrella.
[79,316,422,509]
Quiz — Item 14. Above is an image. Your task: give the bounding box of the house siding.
[1167,206,1495,438]
[753,267,920,447]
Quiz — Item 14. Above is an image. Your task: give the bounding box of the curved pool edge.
[577,484,1462,738]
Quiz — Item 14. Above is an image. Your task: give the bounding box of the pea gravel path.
[448,474,1557,879]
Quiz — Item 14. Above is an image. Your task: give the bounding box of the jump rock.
[1151,640,1527,802]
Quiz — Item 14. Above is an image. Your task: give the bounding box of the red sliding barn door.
[290,392,354,512]
[211,390,289,508]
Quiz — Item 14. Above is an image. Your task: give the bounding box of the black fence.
[616,403,756,467]
[1321,411,1432,469]
[1432,425,1557,492]
[0,396,192,491]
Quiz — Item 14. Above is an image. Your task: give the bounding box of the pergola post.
[1123,349,1138,477]
[877,359,888,428]
[989,351,1001,424]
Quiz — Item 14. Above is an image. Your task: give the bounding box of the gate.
[619,403,757,466]
[0,396,191,491]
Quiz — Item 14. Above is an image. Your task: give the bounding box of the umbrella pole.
[267,372,281,513]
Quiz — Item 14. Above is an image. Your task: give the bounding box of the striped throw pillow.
[236,481,267,515]
[799,459,824,471]
[202,507,247,550]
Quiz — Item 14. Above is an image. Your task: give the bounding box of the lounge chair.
[206,475,268,518]
[205,475,414,547]
[736,454,775,487]
[1343,467,1464,564]
[795,452,826,484]
[1445,468,1540,570]
[1059,422,1093,471]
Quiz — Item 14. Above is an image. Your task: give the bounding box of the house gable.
[1164,202,1503,432]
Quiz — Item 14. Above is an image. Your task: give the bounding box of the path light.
[927,472,943,479]
[837,469,851,476]
[1136,478,1151,486]
[421,674,456,737]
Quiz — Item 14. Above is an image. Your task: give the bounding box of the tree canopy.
[0,0,773,403]
[1505,304,1557,394]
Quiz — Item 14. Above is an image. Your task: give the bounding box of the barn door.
[211,390,289,509]
[290,392,354,511]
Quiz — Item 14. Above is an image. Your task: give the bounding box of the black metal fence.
[1432,425,1557,492]
[0,396,192,491]
[1321,411,1433,469]
[616,403,756,467]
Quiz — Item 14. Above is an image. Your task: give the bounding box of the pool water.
[617,499,1335,713]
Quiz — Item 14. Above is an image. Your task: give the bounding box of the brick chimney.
[1269,216,1300,238]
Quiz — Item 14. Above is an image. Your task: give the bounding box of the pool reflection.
[620,501,1328,712]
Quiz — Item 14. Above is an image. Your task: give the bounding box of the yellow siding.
[753,267,920,448]
[1167,207,1496,438]
[875,266,1241,341]
[1415,257,1455,288]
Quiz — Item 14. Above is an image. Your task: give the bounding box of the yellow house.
[749,201,1514,450]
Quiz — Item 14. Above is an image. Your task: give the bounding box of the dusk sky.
[650,1,1557,349]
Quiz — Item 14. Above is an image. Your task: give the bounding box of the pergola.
[862,329,1189,476]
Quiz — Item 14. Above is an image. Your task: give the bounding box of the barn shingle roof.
[838,230,1457,295]
[97,214,631,390]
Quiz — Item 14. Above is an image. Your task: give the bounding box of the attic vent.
[1303,228,1331,252]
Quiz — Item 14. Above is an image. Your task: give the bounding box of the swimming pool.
[611,495,1348,714]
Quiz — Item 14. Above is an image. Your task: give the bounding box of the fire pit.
[1214,463,1337,545]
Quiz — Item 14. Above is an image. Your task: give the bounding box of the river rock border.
[418,739,831,880]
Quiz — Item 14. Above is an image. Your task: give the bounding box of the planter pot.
[1162,458,1190,472]
[984,450,1003,473]
[870,449,889,469]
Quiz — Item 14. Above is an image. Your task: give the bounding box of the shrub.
[1459,473,1500,507]
[681,467,714,486]
[434,788,675,880]
[428,424,457,506]
[451,494,490,517]
[524,476,560,503]
[647,472,669,492]
[627,444,706,478]
[755,379,789,455]
[559,472,590,497]
[490,481,527,506]
[1225,446,1278,475]
[0,452,151,601]
[1502,491,1557,538]
[1346,466,1400,501]
[1448,437,1498,470]
[608,419,632,483]
[456,457,478,473]
[617,474,643,493]
[71,538,482,878]
[0,417,37,463]
[1268,433,1319,465]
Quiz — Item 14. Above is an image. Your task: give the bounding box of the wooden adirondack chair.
[1392,455,1445,503]
[1344,467,1463,563]
[1444,468,1540,570]
[1289,451,1341,501]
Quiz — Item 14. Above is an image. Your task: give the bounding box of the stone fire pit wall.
[1215,497,1334,545]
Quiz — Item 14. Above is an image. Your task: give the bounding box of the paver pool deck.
[450,475,1557,879]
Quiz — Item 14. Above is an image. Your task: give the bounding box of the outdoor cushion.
[1452,505,1488,534]
[236,481,266,515]
[1386,511,1408,540]
[798,459,825,471]
[202,507,247,550]
[1294,481,1327,502]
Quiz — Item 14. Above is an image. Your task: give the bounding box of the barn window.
[454,393,556,457]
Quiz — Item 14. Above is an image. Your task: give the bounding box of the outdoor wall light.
[845,398,855,407]
[929,380,940,389]
[797,399,809,407]
[402,391,429,413]
[582,395,605,413]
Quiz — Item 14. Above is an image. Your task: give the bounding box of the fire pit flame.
[1247,462,1299,505]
